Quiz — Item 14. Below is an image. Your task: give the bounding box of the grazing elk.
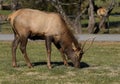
[8,9,93,69]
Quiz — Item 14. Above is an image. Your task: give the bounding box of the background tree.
[0,0,3,10]
[94,0,115,33]
[11,0,21,10]
[19,0,89,34]
[87,0,95,33]
[4,0,116,34]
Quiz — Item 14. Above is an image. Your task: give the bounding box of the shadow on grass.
[32,61,89,69]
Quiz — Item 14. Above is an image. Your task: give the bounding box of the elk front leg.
[19,37,33,68]
[45,36,52,69]
[59,48,68,66]
[53,42,68,66]
[12,35,20,67]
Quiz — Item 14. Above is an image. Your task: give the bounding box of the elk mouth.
[70,56,81,68]
[74,62,80,68]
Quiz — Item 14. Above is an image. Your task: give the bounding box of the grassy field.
[0,41,120,84]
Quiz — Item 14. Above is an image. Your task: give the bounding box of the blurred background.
[0,0,120,34]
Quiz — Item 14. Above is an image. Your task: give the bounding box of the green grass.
[0,41,120,84]
[0,10,12,15]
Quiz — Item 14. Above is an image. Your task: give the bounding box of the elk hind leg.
[19,37,32,68]
[12,35,20,67]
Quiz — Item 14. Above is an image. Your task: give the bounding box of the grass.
[0,41,120,84]
[0,10,12,15]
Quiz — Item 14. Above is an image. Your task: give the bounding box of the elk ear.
[72,43,77,51]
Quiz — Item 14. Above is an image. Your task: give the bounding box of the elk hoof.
[28,64,33,68]
[28,66,33,68]
[12,64,18,68]
[64,61,69,66]
[64,63,69,67]
[13,66,17,68]
[47,65,52,69]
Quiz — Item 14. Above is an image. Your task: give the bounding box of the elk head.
[71,37,95,68]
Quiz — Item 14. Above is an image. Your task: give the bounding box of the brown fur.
[97,7,107,19]
[8,8,83,69]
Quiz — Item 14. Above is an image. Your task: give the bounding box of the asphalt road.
[0,34,120,42]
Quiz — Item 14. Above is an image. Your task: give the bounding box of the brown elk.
[8,8,93,69]
[96,7,107,20]
[94,6,109,32]
[94,5,107,20]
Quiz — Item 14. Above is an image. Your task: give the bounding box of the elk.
[8,8,93,69]
[97,7,107,19]
[94,6,109,30]
[94,5,107,19]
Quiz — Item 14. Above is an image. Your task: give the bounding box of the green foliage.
[0,41,120,84]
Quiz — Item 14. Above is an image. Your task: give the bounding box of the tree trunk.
[94,0,115,33]
[74,0,82,34]
[0,0,3,10]
[11,0,20,11]
[51,0,83,34]
[99,0,115,28]
[87,0,95,34]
